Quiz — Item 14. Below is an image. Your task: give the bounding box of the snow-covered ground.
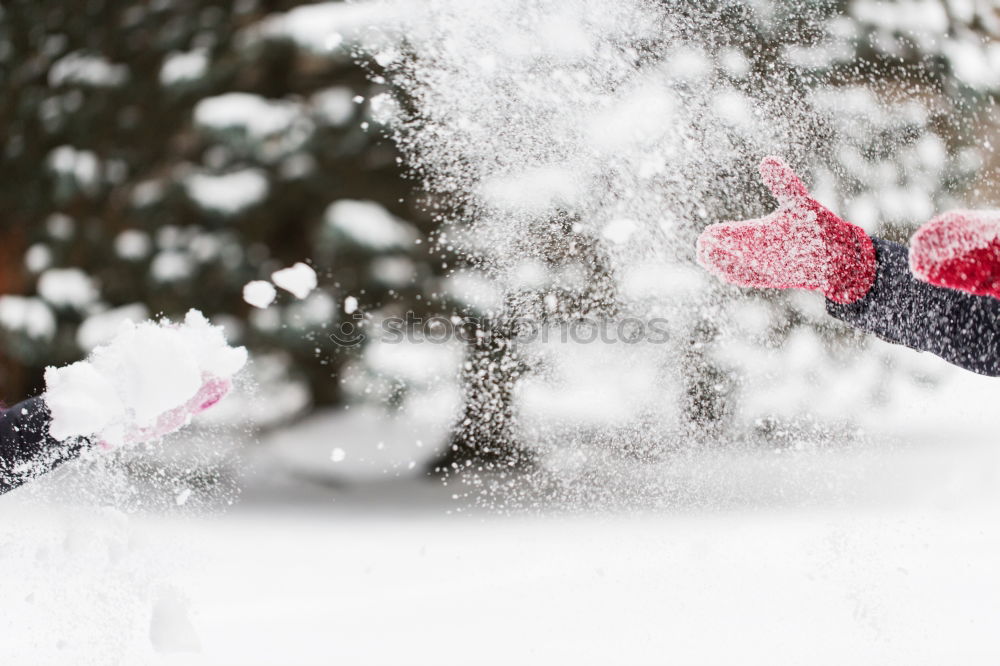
[4,428,1000,665]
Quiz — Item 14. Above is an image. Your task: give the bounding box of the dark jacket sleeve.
[827,238,1000,377]
[0,396,86,495]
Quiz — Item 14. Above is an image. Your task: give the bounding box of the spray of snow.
[361,0,824,507]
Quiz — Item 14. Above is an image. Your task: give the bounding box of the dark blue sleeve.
[0,396,85,495]
[826,238,1000,376]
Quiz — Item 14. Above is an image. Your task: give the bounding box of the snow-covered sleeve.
[0,397,85,495]
[826,238,1000,377]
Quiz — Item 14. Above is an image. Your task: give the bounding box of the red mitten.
[696,157,876,304]
[909,210,1000,299]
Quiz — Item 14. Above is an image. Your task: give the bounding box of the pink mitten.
[909,210,1000,300]
[696,157,876,304]
[121,375,232,446]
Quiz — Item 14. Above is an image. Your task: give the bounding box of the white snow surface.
[44,310,247,445]
[7,429,1000,664]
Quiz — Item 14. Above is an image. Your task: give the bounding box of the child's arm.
[697,157,1000,376]
[0,310,245,496]
[826,238,1000,377]
[0,397,86,495]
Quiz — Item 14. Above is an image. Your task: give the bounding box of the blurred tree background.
[0,0,441,409]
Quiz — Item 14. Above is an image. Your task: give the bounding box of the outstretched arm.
[697,157,1000,376]
[827,238,1000,377]
[0,397,86,495]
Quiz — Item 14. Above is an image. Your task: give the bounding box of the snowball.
[344,296,358,315]
[243,281,277,309]
[271,262,317,299]
[44,309,247,443]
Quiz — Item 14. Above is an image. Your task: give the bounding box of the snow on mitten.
[696,156,876,305]
[45,310,247,448]
[909,210,1000,300]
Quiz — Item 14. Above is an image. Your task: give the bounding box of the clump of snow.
[194,92,301,139]
[480,167,582,214]
[37,267,99,309]
[0,296,56,340]
[174,487,193,506]
[184,169,269,215]
[24,244,52,273]
[44,310,247,445]
[371,256,416,286]
[131,180,166,208]
[115,229,152,260]
[160,49,208,86]
[151,251,195,283]
[324,199,418,250]
[367,92,400,125]
[271,262,317,299]
[45,213,75,240]
[47,145,100,191]
[311,87,355,126]
[941,38,1000,90]
[243,280,277,309]
[601,218,638,245]
[343,295,359,315]
[48,51,128,87]
[249,1,403,54]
